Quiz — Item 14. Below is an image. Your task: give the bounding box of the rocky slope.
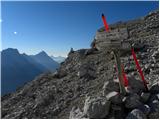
[1,10,159,119]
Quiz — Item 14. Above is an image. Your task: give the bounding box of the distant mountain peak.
[3,48,19,52]
[2,48,19,55]
[36,51,48,57]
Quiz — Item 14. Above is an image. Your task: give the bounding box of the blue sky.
[2,1,158,57]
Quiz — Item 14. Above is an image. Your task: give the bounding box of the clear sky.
[1,1,158,57]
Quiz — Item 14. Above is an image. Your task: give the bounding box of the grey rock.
[57,69,67,78]
[140,92,150,103]
[151,51,158,59]
[78,64,96,79]
[84,48,97,55]
[149,82,159,94]
[126,109,147,119]
[106,91,123,104]
[148,111,159,119]
[137,104,150,115]
[148,99,159,113]
[110,104,125,119]
[83,96,111,118]
[125,94,143,109]
[103,81,120,95]
[127,75,145,94]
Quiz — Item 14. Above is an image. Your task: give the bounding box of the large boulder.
[127,75,145,94]
[83,96,111,118]
[125,93,143,109]
[126,109,147,119]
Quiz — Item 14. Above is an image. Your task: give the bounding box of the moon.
[13,32,17,35]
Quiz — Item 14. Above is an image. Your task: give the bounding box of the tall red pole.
[131,48,148,91]
[122,65,129,87]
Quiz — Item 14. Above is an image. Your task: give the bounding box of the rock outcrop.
[1,10,159,119]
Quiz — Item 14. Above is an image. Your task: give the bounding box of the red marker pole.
[122,65,129,87]
[115,64,129,87]
[102,14,126,95]
[131,48,148,91]
[102,14,109,32]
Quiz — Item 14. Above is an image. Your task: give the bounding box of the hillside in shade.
[31,51,60,71]
[1,49,59,95]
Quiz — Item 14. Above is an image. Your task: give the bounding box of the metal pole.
[113,50,126,95]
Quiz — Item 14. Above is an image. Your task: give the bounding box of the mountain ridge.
[31,51,59,71]
[1,48,59,95]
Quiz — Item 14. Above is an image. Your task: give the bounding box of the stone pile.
[70,80,159,119]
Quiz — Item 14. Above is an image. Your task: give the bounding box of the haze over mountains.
[1,48,60,95]
[30,51,60,71]
[51,56,66,63]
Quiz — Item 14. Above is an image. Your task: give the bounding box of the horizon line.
[1,47,68,57]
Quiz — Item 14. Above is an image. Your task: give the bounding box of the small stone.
[149,82,159,94]
[144,64,151,74]
[151,51,158,59]
[157,94,159,99]
[126,109,147,119]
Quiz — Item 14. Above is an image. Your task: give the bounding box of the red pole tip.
[101,13,109,32]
